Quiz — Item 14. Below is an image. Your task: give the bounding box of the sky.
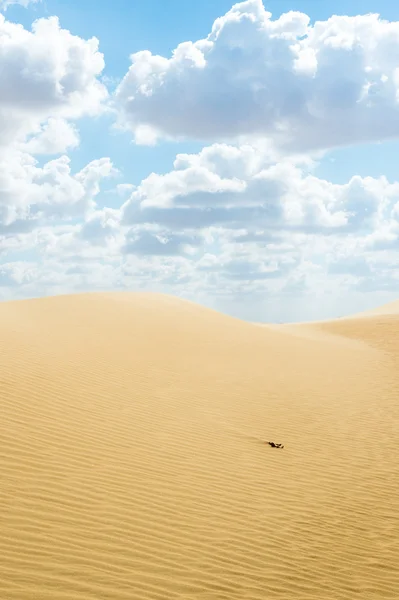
[2,0,399,323]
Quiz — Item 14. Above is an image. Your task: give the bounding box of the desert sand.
[0,292,398,599]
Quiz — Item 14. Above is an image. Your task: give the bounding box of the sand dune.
[0,292,398,599]
[349,298,399,318]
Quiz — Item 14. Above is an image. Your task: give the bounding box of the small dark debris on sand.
[266,441,284,449]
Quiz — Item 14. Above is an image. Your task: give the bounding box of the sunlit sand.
[1,292,398,599]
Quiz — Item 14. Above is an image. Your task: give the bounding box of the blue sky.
[11,0,399,183]
[2,0,399,321]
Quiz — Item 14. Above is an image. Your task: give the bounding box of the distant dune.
[1,292,398,599]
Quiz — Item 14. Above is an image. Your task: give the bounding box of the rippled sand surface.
[1,292,398,599]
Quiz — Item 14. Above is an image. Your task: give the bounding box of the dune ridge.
[0,292,398,599]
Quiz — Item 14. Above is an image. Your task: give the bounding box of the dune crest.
[1,292,398,599]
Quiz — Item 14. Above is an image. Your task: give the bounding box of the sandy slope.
[348,298,399,318]
[0,292,398,600]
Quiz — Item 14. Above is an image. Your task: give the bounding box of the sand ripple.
[0,293,398,599]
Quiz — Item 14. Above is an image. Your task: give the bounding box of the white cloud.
[2,133,399,321]
[116,183,136,197]
[0,0,39,9]
[1,4,399,321]
[122,226,203,257]
[0,11,120,306]
[0,14,107,149]
[77,207,121,247]
[0,151,116,231]
[121,143,394,234]
[115,0,399,151]
[70,140,392,319]
[21,118,80,155]
[0,13,115,252]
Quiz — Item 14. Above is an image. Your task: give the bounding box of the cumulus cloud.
[85,140,397,313]
[2,132,399,319]
[76,208,121,247]
[0,10,119,306]
[2,4,399,321]
[0,14,107,148]
[0,151,116,231]
[115,0,399,151]
[0,13,115,250]
[123,228,202,256]
[21,118,80,155]
[121,143,399,235]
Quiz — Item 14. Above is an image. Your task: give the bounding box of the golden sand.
[0,292,398,599]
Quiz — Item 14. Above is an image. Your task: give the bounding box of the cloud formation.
[0,152,116,234]
[121,143,399,236]
[1,3,399,321]
[0,14,115,238]
[115,0,399,151]
[0,14,107,149]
